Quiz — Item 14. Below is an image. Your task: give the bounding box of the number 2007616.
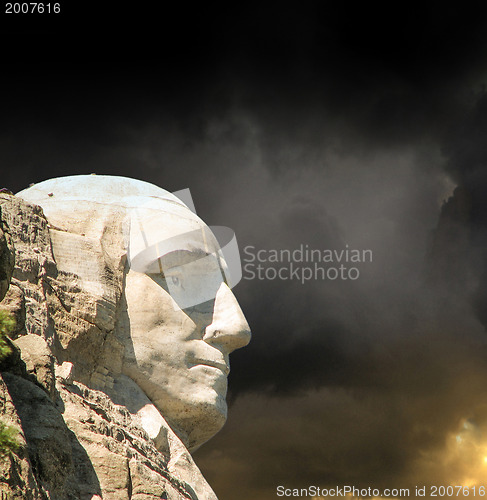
[5,3,60,13]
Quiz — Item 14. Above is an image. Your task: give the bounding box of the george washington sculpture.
[0,175,250,500]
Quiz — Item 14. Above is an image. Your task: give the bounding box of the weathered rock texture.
[0,193,217,499]
[0,203,14,302]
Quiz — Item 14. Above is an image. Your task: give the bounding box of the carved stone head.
[17,175,251,452]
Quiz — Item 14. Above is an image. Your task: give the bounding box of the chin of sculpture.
[0,175,250,499]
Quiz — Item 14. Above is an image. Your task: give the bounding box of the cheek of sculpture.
[122,269,229,432]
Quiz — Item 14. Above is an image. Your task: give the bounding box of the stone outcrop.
[0,202,14,303]
[0,193,218,500]
[426,186,473,288]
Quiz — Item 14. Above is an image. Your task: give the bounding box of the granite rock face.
[0,193,218,500]
[0,203,14,303]
[16,175,250,456]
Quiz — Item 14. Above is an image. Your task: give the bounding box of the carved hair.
[1,176,190,388]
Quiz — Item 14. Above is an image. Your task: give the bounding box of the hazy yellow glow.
[293,415,487,500]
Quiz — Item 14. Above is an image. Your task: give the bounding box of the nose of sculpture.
[203,283,251,354]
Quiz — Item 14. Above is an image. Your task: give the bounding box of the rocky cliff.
[0,193,217,500]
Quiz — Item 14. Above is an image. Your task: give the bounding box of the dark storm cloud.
[4,1,487,185]
[443,91,487,190]
[432,91,487,331]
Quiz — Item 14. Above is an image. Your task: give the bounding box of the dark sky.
[4,3,487,499]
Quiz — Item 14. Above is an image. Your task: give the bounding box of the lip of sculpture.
[188,358,230,376]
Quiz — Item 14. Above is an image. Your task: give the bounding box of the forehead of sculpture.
[16,175,203,237]
[17,175,188,209]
